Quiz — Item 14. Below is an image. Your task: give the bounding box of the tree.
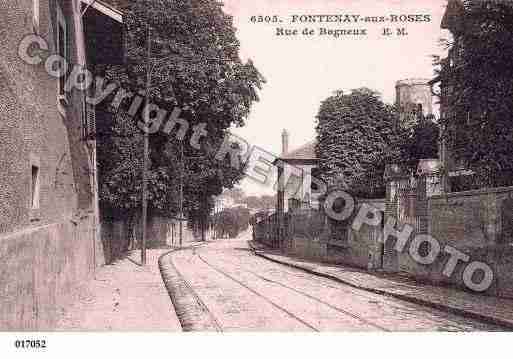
[242,195,260,209]
[400,115,440,172]
[220,187,245,204]
[259,195,276,210]
[350,115,439,198]
[434,0,513,187]
[215,206,250,238]
[239,194,276,210]
[97,0,264,224]
[315,88,399,197]
[124,0,264,123]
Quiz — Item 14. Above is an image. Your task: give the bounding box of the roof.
[282,140,317,160]
[396,78,432,88]
[99,0,130,11]
[82,0,126,22]
[276,140,318,166]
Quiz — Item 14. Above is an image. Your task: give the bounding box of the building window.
[33,0,40,33]
[31,164,40,209]
[416,103,423,115]
[57,24,66,97]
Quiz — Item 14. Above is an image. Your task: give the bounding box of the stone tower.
[395,78,433,128]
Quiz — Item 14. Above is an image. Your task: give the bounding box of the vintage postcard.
[1,0,512,356]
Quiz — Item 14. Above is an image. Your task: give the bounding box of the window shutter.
[33,0,40,34]
[84,102,96,140]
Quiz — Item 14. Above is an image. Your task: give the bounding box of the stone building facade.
[275,130,319,214]
[0,0,93,238]
[0,0,124,329]
[395,78,434,129]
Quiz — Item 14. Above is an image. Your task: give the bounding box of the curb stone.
[158,243,222,332]
[247,241,513,331]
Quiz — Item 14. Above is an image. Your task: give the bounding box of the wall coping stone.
[431,186,513,201]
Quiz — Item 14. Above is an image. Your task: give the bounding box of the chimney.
[281,129,289,155]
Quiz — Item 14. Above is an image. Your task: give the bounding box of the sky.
[221,0,449,196]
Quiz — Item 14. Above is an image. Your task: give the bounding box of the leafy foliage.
[97,0,264,221]
[217,188,276,211]
[315,88,440,198]
[315,88,399,197]
[399,115,440,172]
[97,108,181,220]
[124,0,264,124]
[217,187,245,204]
[215,206,251,238]
[434,0,513,187]
[352,115,439,198]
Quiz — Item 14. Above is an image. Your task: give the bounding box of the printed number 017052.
[14,339,47,349]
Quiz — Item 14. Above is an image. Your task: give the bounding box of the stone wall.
[324,200,385,269]
[100,216,198,264]
[426,188,513,297]
[284,209,327,260]
[429,188,513,247]
[254,158,513,298]
[0,216,95,330]
[384,162,513,298]
[290,237,326,261]
[254,201,385,269]
[0,1,101,329]
[100,219,129,265]
[0,0,93,235]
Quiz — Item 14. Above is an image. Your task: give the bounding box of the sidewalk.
[56,249,182,331]
[249,241,513,330]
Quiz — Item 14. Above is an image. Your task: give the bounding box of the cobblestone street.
[165,234,505,332]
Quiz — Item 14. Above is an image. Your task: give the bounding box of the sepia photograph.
[1,0,512,356]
